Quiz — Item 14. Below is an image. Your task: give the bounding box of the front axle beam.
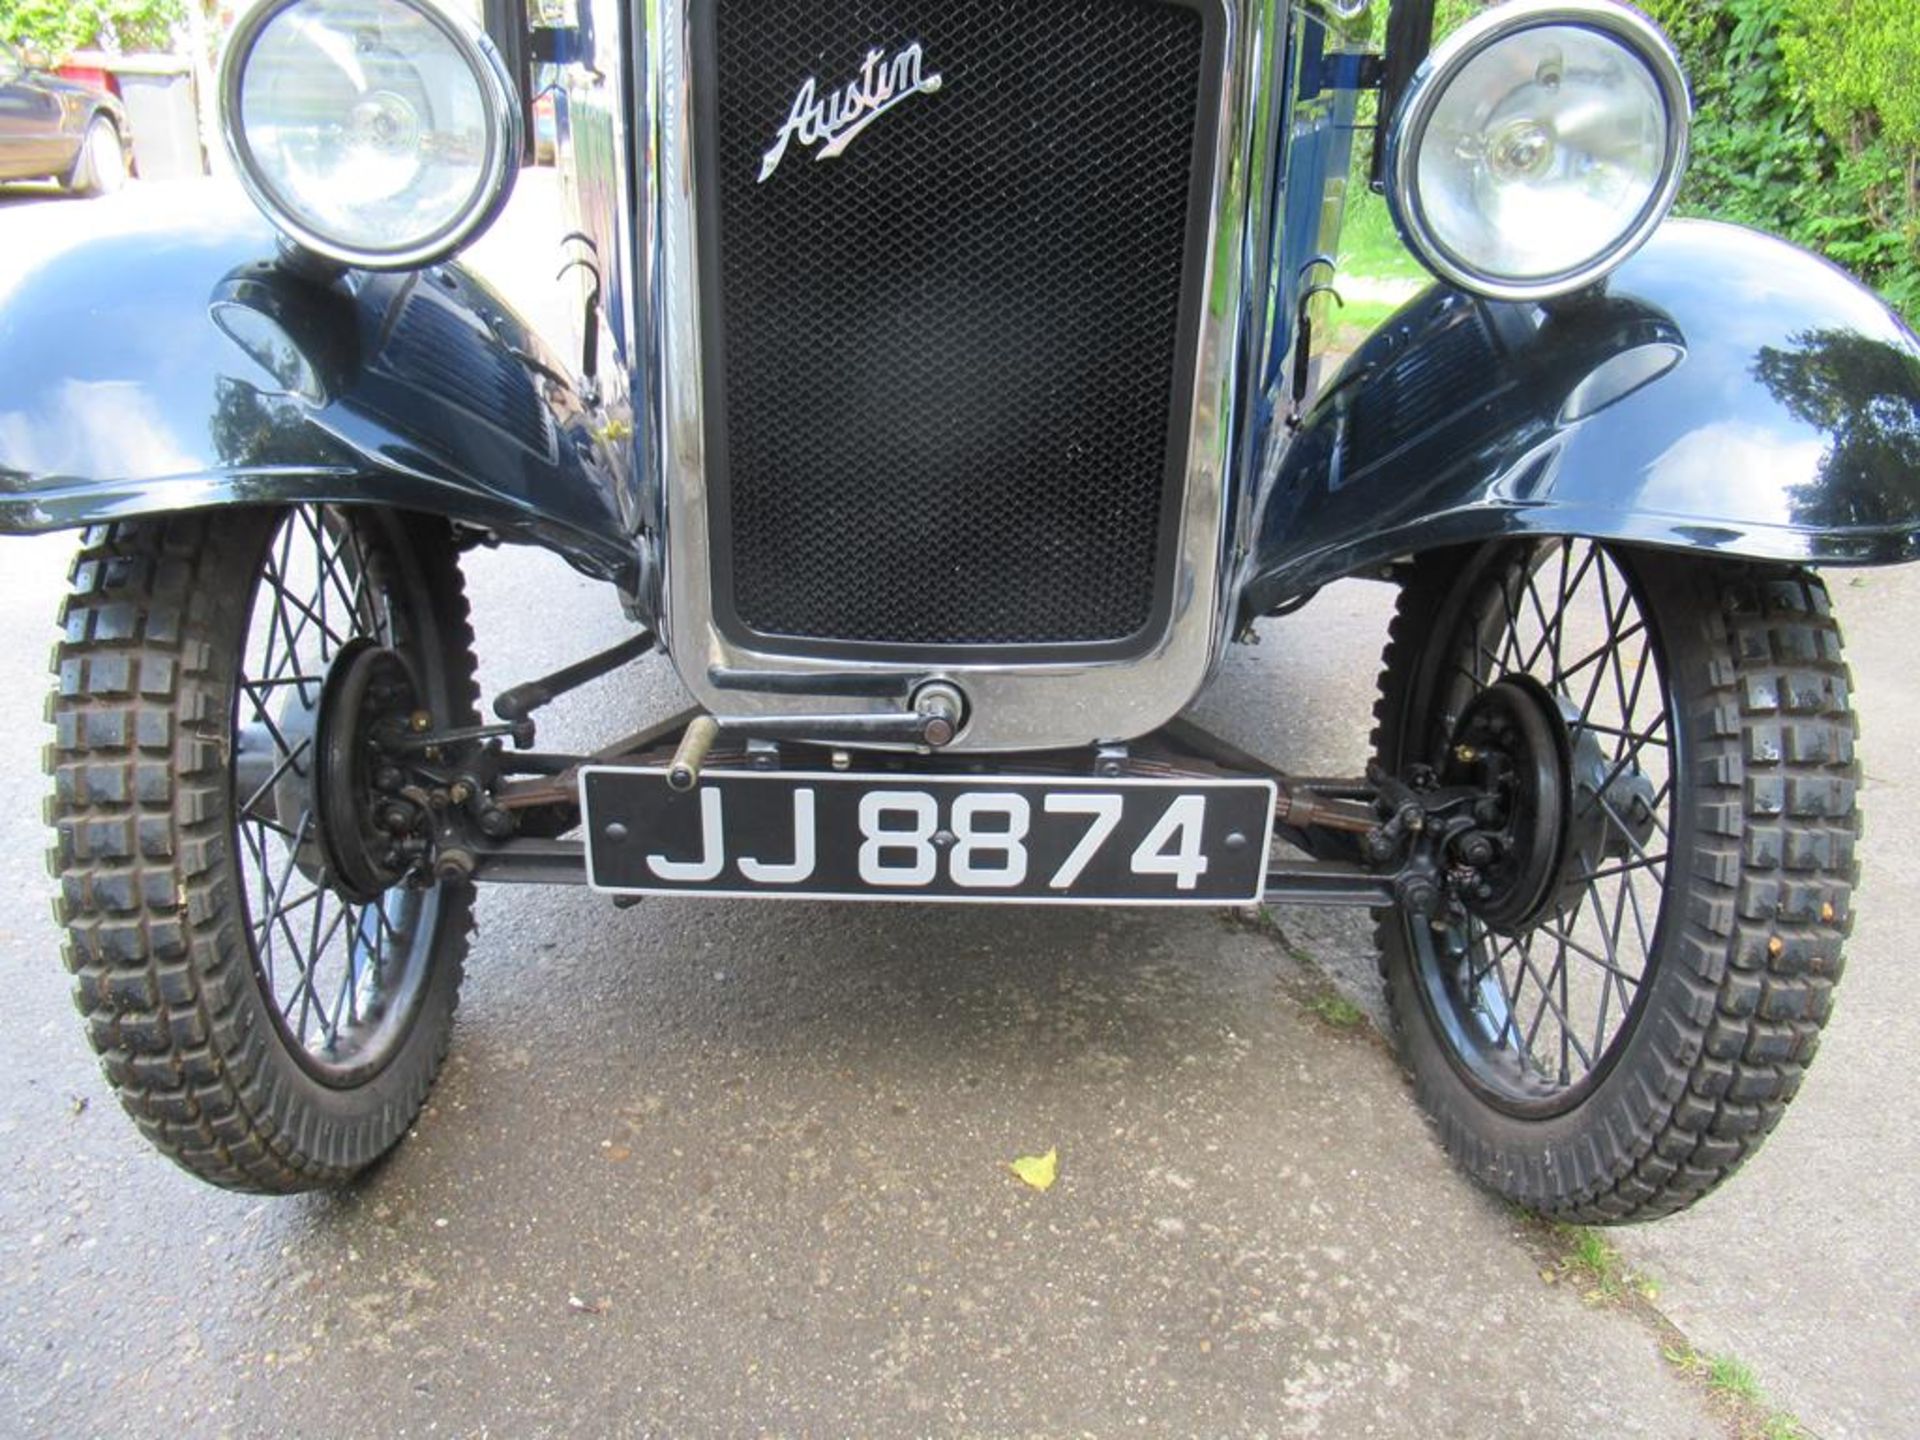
[458,713,1411,908]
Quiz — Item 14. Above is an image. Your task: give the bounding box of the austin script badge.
[758,43,944,183]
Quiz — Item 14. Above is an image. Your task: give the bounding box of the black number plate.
[580,769,1277,905]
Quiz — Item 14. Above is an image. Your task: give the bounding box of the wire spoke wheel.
[48,507,477,1192]
[1373,540,1857,1222]
[1422,540,1673,1114]
[232,506,441,1086]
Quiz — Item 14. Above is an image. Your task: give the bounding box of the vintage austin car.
[0,0,1915,1222]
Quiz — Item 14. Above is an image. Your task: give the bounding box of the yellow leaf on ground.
[1010,1148,1059,1192]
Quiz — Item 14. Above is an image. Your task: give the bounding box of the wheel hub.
[1443,675,1662,934]
[1442,677,1569,934]
[311,639,427,903]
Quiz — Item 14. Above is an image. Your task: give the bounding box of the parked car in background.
[0,38,130,195]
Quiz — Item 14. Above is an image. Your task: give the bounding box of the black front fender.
[0,188,636,586]
[1242,220,1920,616]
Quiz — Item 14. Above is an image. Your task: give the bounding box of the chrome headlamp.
[220,0,521,270]
[1385,0,1691,302]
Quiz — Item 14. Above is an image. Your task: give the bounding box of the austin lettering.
[758,43,944,183]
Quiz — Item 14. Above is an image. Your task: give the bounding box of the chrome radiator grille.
[693,0,1222,656]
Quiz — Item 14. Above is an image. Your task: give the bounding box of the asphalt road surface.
[0,177,1914,1439]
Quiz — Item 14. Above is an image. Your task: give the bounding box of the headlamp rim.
[1385,0,1693,303]
[219,0,522,272]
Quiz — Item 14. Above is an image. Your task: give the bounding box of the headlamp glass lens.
[1413,23,1671,286]
[238,0,493,257]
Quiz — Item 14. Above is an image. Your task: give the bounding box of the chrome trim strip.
[642,0,1288,752]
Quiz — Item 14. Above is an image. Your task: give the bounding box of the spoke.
[238,736,312,827]
[296,885,330,1046]
[263,528,308,681]
[1576,560,1631,723]
[1568,718,1671,749]
[365,904,385,993]
[1602,876,1641,1030]
[237,690,304,778]
[338,512,384,645]
[1473,636,1503,686]
[262,572,351,659]
[1510,941,1596,1072]
[1594,793,1663,868]
[370,901,401,976]
[1588,908,1616,1065]
[1549,543,1602,687]
[259,812,314,966]
[1553,620,1648,694]
[252,885,325,942]
[1532,918,1644,987]
[246,810,299,843]
[1637,776,1676,843]
[1564,873,1646,1062]
[1518,541,1591,682]
[1463,923,1522,1050]
[1609,631,1657,772]
[1498,574,1528,677]
[1547,540,1575,681]
[1519,564,1559,676]
[1469,929,1520,998]
[306,899,355,1049]
[330,903,363,1039]
[1620,857,1660,959]
[256,518,346,685]
[1574,875,1635,998]
[1558,929,1574,1087]
[1451,660,1489,697]
[238,673,330,693]
[1573,720,1673,836]
[304,507,365,654]
[1582,853,1672,885]
[237,820,277,987]
[1500,931,1532,1055]
[308,509,332,663]
[323,520,369,638]
[1521,930,1570,1067]
[1578,736,1663,819]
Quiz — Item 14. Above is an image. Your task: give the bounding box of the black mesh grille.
[699,0,1215,651]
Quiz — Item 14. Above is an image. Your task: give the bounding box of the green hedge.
[0,0,184,57]
[1646,0,1918,322]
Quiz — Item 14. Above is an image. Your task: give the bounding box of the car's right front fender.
[0,187,640,589]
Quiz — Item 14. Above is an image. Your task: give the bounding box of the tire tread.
[1372,550,1857,1223]
[46,513,476,1193]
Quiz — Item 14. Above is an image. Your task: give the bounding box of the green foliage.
[1434,0,1489,39]
[0,0,185,56]
[1308,990,1366,1029]
[1781,0,1920,152]
[1643,0,1918,322]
